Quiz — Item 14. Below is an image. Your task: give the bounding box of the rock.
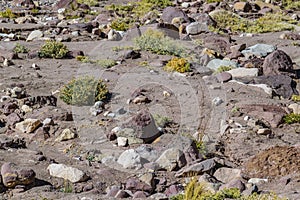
[55,128,77,142]
[239,104,287,128]
[42,118,54,126]
[176,158,217,177]
[212,97,223,106]
[26,30,43,41]
[107,29,122,41]
[133,191,147,198]
[117,149,147,170]
[106,185,121,197]
[186,22,209,35]
[3,102,18,115]
[213,167,242,183]
[1,163,35,188]
[132,96,150,104]
[262,50,294,76]
[6,113,22,126]
[206,59,238,71]
[125,178,153,193]
[21,105,32,113]
[15,119,41,133]
[161,7,190,24]
[257,128,272,135]
[139,172,155,188]
[234,2,252,12]
[288,103,300,114]
[219,179,246,192]
[135,145,158,163]
[227,68,259,78]
[156,148,186,171]
[216,72,232,82]
[248,178,268,185]
[47,163,88,183]
[117,137,128,147]
[198,173,221,193]
[115,190,131,198]
[241,44,276,58]
[165,184,182,197]
[254,75,297,99]
[149,193,168,199]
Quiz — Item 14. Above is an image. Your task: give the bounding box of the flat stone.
[213,167,242,183]
[55,128,77,142]
[117,149,147,170]
[241,44,276,58]
[186,22,209,35]
[206,59,238,71]
[15,119,41,133]
[26,30,43,41]
[47,163,88,183]
[176,158,217,177]
[228,68,259,78]
[155,148,186,171]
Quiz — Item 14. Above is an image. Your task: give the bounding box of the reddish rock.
[262,50,293,76]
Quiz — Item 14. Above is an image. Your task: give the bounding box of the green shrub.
[38,40,69,59]
[291,95,300,102]
[135,29,186,57]
[77,0,98,6]
[164,57,191,73]
[110,17,134,31]
[0,9,16,18]
[13,43,28,53]
[60,76,109,105]
[153,114,172,127]
[210,10,296,33]
[214,65,235,74]
[283,113,300,124]
[95,59,117,68]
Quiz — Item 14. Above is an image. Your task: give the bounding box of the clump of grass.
[77,0,99,7]
[60,76,109,106]
[153,114,172,128]
[291,95,300,102]
[38,40,69,59]
[283,113,300,124]
[210,10,296,33]
[61,179,73,193]
[164,57,191,73]
[0,8,16,18]
[13,43,28,54]
[135,29,186,57]
[76,55,90,62]
[214,65,235,74]
[110,17,135,31]
[281,0,300,10]
[95,59,117,68]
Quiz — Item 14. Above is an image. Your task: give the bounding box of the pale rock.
[26,30,43,41]
[117,137,128,147]
[227,68,259,78]
[21,105,32,113]
[213,167,242,183]
[155,148,186,171]
[47,163,88,183]
[117,149,146,170]
[288,103,300,114]
[15,119,41,133]
[257,128,272,135]
[55,128,77,142]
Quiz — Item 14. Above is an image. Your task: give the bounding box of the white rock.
[117,149,144,170]
[227,68,259,78]
[186,22,209,35]
[117,137,128,147]
[212,97,223,106]
[248,178,268,185]
[21,105,32,113]
[288,103,300,114]
[26,30,43,41]
[155,148,185,171]
[47,163,88,183]
[257,128,271,135]
[42,118,54,126]
[213,167,242,183]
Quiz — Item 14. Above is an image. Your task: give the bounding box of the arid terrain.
[0,0,300,199]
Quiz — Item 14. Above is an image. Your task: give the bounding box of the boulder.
[47,163,88,183]
[161,7,190,24]
[15,119,41,133]
[156,148,186,171]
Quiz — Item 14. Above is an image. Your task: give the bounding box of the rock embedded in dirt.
[117,149,146,170]
[206,59,238,71]
[227,68,259,78]
[15,118,41,133]
[241,44,276,58]
[155,148,186,171]
[55,128,77,142]
[213,167,242,183]
[47,163,88,183]
[176,158,218,177]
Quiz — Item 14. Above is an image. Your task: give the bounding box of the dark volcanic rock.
[262,50,294,76]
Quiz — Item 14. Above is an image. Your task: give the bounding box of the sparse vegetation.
[61,179,73,193]
[76,56,117,68]
[164,57,191,73]
[210,10,297,34]
[153,114,172,128]
[13,43,28,54]
[0,8,16,18]
[135,29,186,57]
[110,17,135,31]
[38,40,69,59]
[214,65,235,74]
[60,76,109,106]
[283,113,300,124]
[291,95,300,102]
[77,0,99,7]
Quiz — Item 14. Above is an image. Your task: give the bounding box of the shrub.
[164,57,191,73]
[153,114,172,128]
[283,113,300,124]
[77,0,98,7]
[13,43,28,53]
[135,29,186,57]
[210,10,296,33]
[214,65,235,74]
[291,95,300,102]
[110,17,134,31]
[95,59,117,68]
[0,9,16,18]
[60,76,109,106]
[39,40,69,59]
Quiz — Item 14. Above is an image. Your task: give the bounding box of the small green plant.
[110,17,134,31]
[60,76,109,105]
[61,179,73,193]
[30,8,39,14]
[95,59,117,68]
[231,106,240,113]
[0,8,16,18]
[153,114,172,128]
[291,95,300,101]
[164,57,191,73]
[135,29,186,57]
[283,113,300,124]
[13,43,28,54]
[38,40,69,59]
[214,65,235,74]
[76,55,90,63]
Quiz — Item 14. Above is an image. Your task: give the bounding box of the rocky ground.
[0,0,300,199]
